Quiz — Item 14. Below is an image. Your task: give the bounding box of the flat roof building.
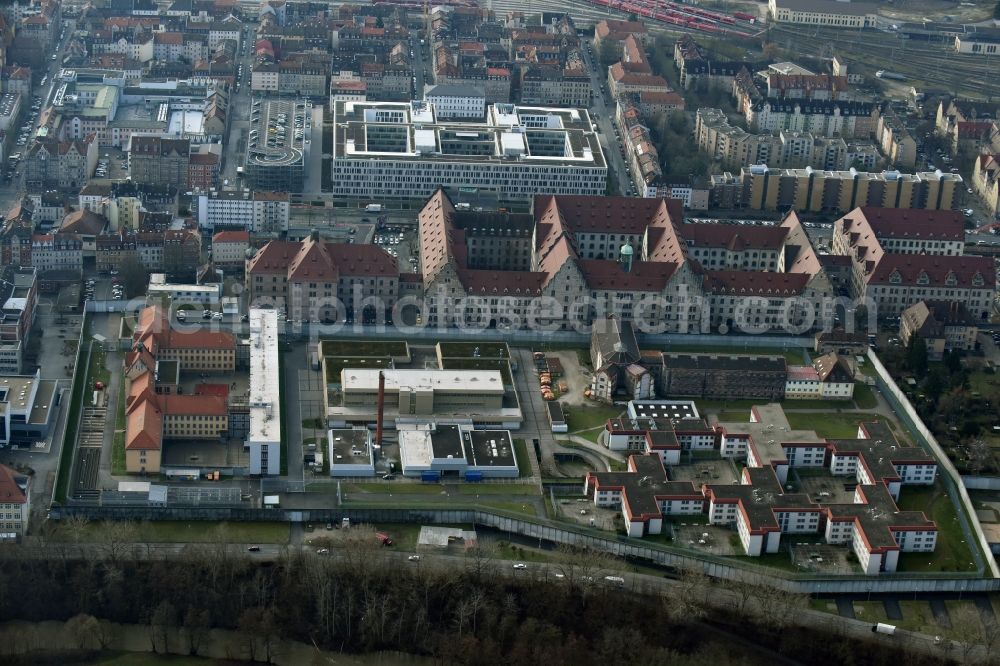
[331,100,607,201]
[147,273,222,305]
[329,368,521,429]
[328,428,376,477]
[245,98,312,192]
[247,308,280,475]
[398,423,519,479]
[0,369,58,447]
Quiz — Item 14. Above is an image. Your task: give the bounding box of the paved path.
[512,348,555,477]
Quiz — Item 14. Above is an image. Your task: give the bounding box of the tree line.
[0,523,973,665]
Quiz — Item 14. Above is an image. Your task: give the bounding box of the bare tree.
[553,543,614,591]
[150,600,177,654]
[664,567,712,622]
[98,520,138,564]
[183,607,211,656]
[966,439,992,476]
[66,613,100,649]
[463,540,500,579]
[95,619,116,649]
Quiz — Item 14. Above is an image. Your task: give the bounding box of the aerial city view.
[2,0,1000,663]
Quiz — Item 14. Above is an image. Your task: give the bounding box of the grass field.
[111,372,126,475]
[52,521,290,544]
[852,383,878,409]
[478,500,538,516]
[344,483,447,495]
[438,341,509,358]
[786,412,866,439]
[456,483,540,495]
[895,483,978,573]
[513,438,533,477]
[563,403,621,433]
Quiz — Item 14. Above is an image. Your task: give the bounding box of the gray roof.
[593,317,640,367]
[662,353,787,373]
[426,84,486,99]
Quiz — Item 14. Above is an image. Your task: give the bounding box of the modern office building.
[195,190,290,233]
[331,100,607,200]
[247,309,280,475]
[0,370,58,447]
[244,98,312,192]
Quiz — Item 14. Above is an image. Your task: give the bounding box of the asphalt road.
[580,43,633,196]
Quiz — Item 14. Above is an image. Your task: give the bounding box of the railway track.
[770,24,1000,99]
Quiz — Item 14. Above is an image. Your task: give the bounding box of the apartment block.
[195,190,290,233]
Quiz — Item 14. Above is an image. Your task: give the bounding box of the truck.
[375,532,393,546]
[875,70,907,81]
[365,203,383,212]
[872,623,897,635]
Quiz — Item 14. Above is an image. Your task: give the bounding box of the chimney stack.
[375,370,386,448]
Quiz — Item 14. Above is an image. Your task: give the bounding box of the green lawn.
[438,341,509,358]
[563,403,621,433]
[513,438,533,477]
[667,345,808,365]
[852,383,878,409]
[86,346,111,407]
[785,412,866,439]
[852,600,889,624]
[895,483,979,573]
[574,427,605,443]
[456,483,539,495]
[52,521,290,544]
[478,500,538,517]
[111,373,126,475]
[343,483,447,495]
[319,339,408,357]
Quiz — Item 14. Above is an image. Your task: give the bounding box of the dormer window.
[945,271,957,286]
[916,271,929,286]
[889,270,902,284]
[972,272,985,287]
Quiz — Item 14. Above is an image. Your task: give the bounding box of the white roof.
[118,481,151,492]
[342,368,504,394]
[168,109,205,135]
[398,425,435,470]
[248,309,280,445]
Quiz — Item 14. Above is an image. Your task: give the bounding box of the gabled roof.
[0,464,28,504]
[704,270,809,295]
[680,223,788,250]
[812,352,854,383]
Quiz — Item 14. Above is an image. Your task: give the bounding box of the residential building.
[0,464,29,540]
[127,136,190,188]
[245,231,399,322]
[734,70,877,138]
[935,99,999,154]
[248,308,280,475]
[768,0,879,28]
[147,273,221,305]
[832,207,995,319]
[607,63,670,99]
[519,66,592,108]
[331,101,607,201]
[212,230,249,270]
[736,165,963,214]
[195,190,290,233]
[785,352,856,399]
[592,20,648,52]
[971,154,1000,218]
[899,300,979,360]
[23,135,98,189]
[876,106,917,169]
[31,233,83,273]
[130,304,235,373]
[424,84,485,120]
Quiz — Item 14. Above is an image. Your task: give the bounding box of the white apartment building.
[424,84,486,120]
[248,309,281,475]
[147,273,222,305]
[331,101,607,200]
[195,190,290,232]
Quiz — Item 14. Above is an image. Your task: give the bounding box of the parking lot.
[373,226,419,273]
